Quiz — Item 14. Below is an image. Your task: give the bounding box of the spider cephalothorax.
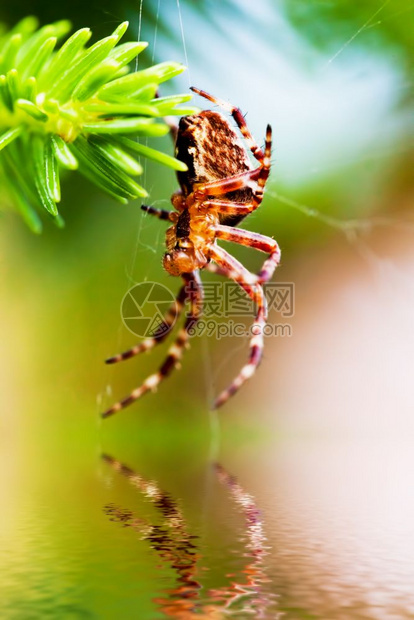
[102,88,281,418]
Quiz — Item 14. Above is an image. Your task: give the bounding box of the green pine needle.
[0,17,196,232]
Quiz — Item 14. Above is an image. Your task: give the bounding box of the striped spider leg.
[205,224,281,407]
[106,264,186,366]
[206,245,268,409]
[102,271,203,418]
[214,224,281,285]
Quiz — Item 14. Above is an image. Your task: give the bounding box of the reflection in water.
[102,455,277,619]
[102,454,200,618]
[211,464,274,618]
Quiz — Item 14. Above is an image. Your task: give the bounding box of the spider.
[102,87,281,418]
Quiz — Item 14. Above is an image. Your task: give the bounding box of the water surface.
[2,426,414,619]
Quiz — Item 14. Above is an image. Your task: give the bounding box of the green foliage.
[0,17,196,232]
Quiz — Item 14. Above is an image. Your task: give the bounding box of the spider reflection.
[102,455,277,618]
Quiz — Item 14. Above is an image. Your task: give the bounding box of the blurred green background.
[1,1,414,618]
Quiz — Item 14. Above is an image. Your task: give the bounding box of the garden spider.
[102,87,281,418]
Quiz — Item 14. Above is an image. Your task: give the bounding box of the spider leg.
[202,200,256,218]
[102,272,203,419]
[204,262,228,278]
[105,284,187,364]
[207,245,267,409]
[194,167,261,199]
[208,244,258,286]
[205,260,258,302]
[214,225,281,284]
[190,87,265,164]
[141,205,176,221]
[254,124,272,208]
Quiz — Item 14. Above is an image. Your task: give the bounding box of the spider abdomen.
[175,110,255,228]
[176,111,253,199]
